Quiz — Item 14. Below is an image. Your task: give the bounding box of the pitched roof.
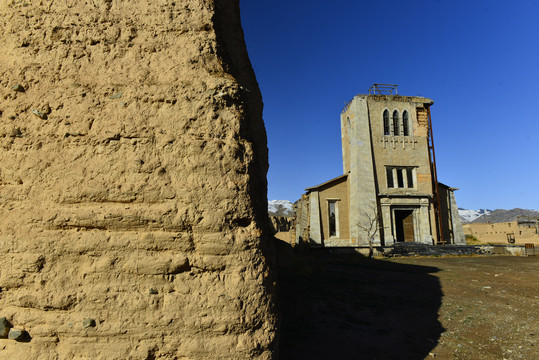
[305,173,348,191]
[438,181,459,191]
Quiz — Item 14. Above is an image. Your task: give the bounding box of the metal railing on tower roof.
[368,83,398,95]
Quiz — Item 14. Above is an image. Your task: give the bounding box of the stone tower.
[341,84,464,245]
[0,1,276,358]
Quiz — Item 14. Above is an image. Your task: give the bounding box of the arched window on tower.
[403,110,410,136]
[393,110,400,136]
[383,110,390,135]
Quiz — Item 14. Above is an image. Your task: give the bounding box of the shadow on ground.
[276,240,444,360]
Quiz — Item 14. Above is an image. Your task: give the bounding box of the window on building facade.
[403,110,410,136]
[396,168,404,187]
[383,110,390,135]
[386,167,394,188]
[386,166,416,189]
[393,110,400,136]
[328,201,337,237]
[406,168,414,188]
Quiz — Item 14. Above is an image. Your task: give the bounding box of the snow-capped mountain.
[458,208,539,223]
[458,208,491,223]
[268,200,294,217]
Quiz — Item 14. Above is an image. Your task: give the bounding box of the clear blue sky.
[239,0,539,210]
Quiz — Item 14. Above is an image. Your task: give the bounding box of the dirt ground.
[277,245,538,360]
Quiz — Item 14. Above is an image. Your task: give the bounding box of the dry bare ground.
[277,243,538,360]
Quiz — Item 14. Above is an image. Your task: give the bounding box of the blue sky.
[239,0,539,210]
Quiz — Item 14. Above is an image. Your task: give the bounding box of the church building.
[295,84,465,247]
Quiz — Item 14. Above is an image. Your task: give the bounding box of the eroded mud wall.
[0,0,276,358]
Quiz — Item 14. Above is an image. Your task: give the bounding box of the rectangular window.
[386,167,394,188]
[386,166,416,189]
[328,201,337,237]
[396,169,404,188]
[406,168,414,188]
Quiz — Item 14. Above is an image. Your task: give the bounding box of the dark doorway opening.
[395,209,415,242]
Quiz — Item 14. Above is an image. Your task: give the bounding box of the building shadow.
[275,240,444,360]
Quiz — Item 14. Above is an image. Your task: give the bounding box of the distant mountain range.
[458,208,492,223]
[268,200,294,217]
[268,201,539,224]
[459,208,539,224]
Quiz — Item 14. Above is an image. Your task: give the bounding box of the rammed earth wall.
[0,1,277,358]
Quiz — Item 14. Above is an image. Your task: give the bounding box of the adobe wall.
[273,231,294,245]
[295,194,310,245]
[269,216,293,233]
[464,222,539,245]
[0,1,276,359]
